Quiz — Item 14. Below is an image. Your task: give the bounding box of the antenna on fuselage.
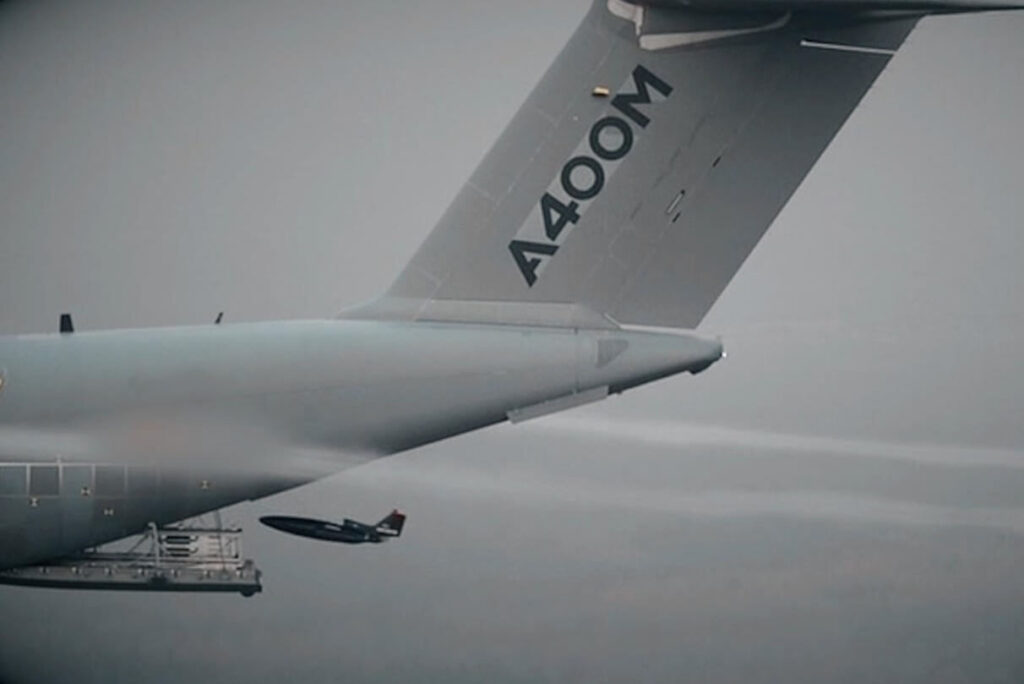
[215,312,224,325]
[59,313,74,334]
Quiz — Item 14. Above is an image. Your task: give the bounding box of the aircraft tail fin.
[376,510,406,538]
[343,1,918,329]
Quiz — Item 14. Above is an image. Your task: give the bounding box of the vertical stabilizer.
[344,1,918,329]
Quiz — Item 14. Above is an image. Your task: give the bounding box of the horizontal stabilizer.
[635,0,1024,11]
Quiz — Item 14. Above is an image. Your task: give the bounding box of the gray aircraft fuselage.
[0,318,721,569]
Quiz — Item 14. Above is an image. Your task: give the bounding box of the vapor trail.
[526,413,1024,469]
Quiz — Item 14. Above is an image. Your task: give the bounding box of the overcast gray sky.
[2,2,1024,683]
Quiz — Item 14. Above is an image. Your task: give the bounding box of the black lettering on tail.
[612,65,673,129]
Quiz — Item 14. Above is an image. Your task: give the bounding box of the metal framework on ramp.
[0,514,262,597]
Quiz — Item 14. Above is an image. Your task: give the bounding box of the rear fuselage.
[0,319,722,569]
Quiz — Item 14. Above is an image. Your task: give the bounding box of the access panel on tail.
[345,0,919,329]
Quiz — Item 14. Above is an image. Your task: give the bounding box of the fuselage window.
[29,465,59,497]
[0,465,27,496]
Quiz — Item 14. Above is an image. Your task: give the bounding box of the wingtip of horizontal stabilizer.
[613,0,1024,11]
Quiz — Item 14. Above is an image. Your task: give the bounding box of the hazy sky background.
[2,1,1024,682]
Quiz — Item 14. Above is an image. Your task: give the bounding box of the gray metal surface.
[0,321,721,569]
[0,524,262,596]
[364,1,917,328]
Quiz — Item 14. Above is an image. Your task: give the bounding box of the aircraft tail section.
[376,510,406,538]
[343,1,919,329]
